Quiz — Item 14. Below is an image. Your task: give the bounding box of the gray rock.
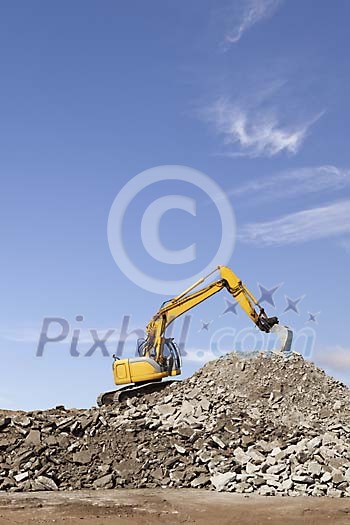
[332,470,345,484]
[211,472,236,491]
[93,473,114,489]
[252,476,265,487]
[190,474,209,488]
[212,435,226,449]
[322,432,337,446]
[235,481,251,493]
[177,426,194,438]
[170,470,185,483]
[73,450,93,465]
[327,487,343,497]
[199,397,211,411]
[25,430,41,446]
[307,461,322,476]
[233,447,249,464]
[266,463,286,475]
[13,416,31,428]
[246,449,265,464]
[270,447,282,457]
[321,472,333,483]
[174,444,186,454]
[32,476,58,491]
[281,479,293,491]
[246,462,260,475]
[291,475,314,485]
[14,472,29,483]
[155,404,176,417]
[307,436,321,450]
[0,417,11,430]
[258,485,276,496]
[333,400,343,410]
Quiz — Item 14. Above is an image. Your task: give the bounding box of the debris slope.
[1,353,350,496]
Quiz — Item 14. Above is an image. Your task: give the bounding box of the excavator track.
[97,380,179,406]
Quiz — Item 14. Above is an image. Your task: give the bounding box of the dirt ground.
[0,489,350,525]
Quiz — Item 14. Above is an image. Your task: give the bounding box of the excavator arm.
[145,266,279,364]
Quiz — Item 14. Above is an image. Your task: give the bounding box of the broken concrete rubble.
[1,352,350,496]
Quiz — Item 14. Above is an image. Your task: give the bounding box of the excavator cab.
[137,337,181,375]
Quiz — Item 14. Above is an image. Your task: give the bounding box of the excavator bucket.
[270,324,293,357]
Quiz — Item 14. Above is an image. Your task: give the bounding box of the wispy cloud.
[205,98,323,157]
[238,200,350,246]
[316,346,350,372]
[223,0,282,46]
[232,165,350,200]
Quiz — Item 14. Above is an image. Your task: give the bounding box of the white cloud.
[232,165,350,200]
[238,200,350,246]
[224,0,282,46]
[206,98,323,157]
[316,346,350,372]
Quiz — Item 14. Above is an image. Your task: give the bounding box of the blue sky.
[1,1,350,410]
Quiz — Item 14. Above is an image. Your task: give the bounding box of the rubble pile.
[1,352,350,496]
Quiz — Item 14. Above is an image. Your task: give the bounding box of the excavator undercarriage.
[97,379,179,406]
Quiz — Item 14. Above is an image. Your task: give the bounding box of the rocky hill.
[1,352,350,496]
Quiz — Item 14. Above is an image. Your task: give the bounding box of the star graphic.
[284,295,305,314]
[198,320,213,332]
[221,298,239,315]
[308,312,320,323]
[257,283,282,307]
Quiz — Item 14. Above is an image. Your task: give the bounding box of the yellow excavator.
[97,265,293,405]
